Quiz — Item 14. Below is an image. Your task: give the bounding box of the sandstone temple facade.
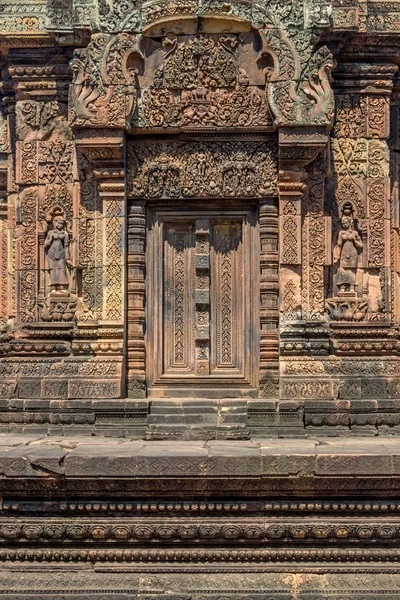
[1,0,400,597]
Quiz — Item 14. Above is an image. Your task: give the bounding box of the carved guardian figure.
[44,216,72,293]
[334,214,363,294]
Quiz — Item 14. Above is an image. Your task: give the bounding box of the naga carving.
[70,33,143,128]
[260,28,334,126]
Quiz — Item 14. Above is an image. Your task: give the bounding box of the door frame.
[146,201,260,398]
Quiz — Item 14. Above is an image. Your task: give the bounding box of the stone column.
[126,200,146,398]
[258,198,279,399]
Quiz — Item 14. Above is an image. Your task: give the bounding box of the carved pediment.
[70,27,334,131]
[137,32,274,131]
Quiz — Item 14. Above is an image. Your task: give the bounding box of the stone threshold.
[0,435,400,493]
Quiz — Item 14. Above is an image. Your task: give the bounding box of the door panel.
[211,221,243,374]
[163,223,195,374]
[147,207,258,397]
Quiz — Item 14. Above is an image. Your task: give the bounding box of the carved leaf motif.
[282,217,299,264]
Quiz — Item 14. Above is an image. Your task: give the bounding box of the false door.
[147,207,258,397]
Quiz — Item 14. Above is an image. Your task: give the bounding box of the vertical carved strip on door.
[126,200,146,398]
[211,220,243,373]
[195,219,210,376]
[163,222,195,374]
[259,199,279,396]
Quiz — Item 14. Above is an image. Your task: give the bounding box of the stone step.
[149,406,185,415]
[146,398,249,440]
[149,405,219,415]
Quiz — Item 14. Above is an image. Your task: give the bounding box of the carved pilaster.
[0,61,13,328]
[7,47,73,330]
[98,179,125,325]
[0,198,7,327]
[391,76,400,322]
[278,127,330,359]
[259,198,279,398]
[126,200,146,399]
[279,126,328,270]
[328,61,396,328]
[75,130,126,398]
[279,170,305,267]
[279,168,306,329]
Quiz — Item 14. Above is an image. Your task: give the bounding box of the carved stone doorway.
[146,204,259,398]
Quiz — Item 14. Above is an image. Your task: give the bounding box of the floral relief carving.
[138,33,273,130]
[16,190,38,323]
[69,27,334,132]
[281,217,300,264]
[282,279,299,313]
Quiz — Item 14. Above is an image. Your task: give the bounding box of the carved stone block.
[68,380,121,399]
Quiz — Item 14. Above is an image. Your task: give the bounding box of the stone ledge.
[0,435,399,492]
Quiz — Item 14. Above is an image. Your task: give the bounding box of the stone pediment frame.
[70,1,333,137]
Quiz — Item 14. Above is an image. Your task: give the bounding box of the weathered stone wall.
[1,2,400,592]
[0,0,399,436]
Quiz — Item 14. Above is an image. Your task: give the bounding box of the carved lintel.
[7,48,71,102]
[333,62,398,96]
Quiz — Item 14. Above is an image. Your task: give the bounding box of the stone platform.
[2,435,400,597]
[1,435,400,493]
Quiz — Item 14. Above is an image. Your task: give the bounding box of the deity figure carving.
[333,206,363,294]
[44,215,72,294]
[326,203,371,321]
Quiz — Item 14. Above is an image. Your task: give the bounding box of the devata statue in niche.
[44,215,72,294]
[333,208,363,294]
[39,212,77,324]
[326,203,369,321]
